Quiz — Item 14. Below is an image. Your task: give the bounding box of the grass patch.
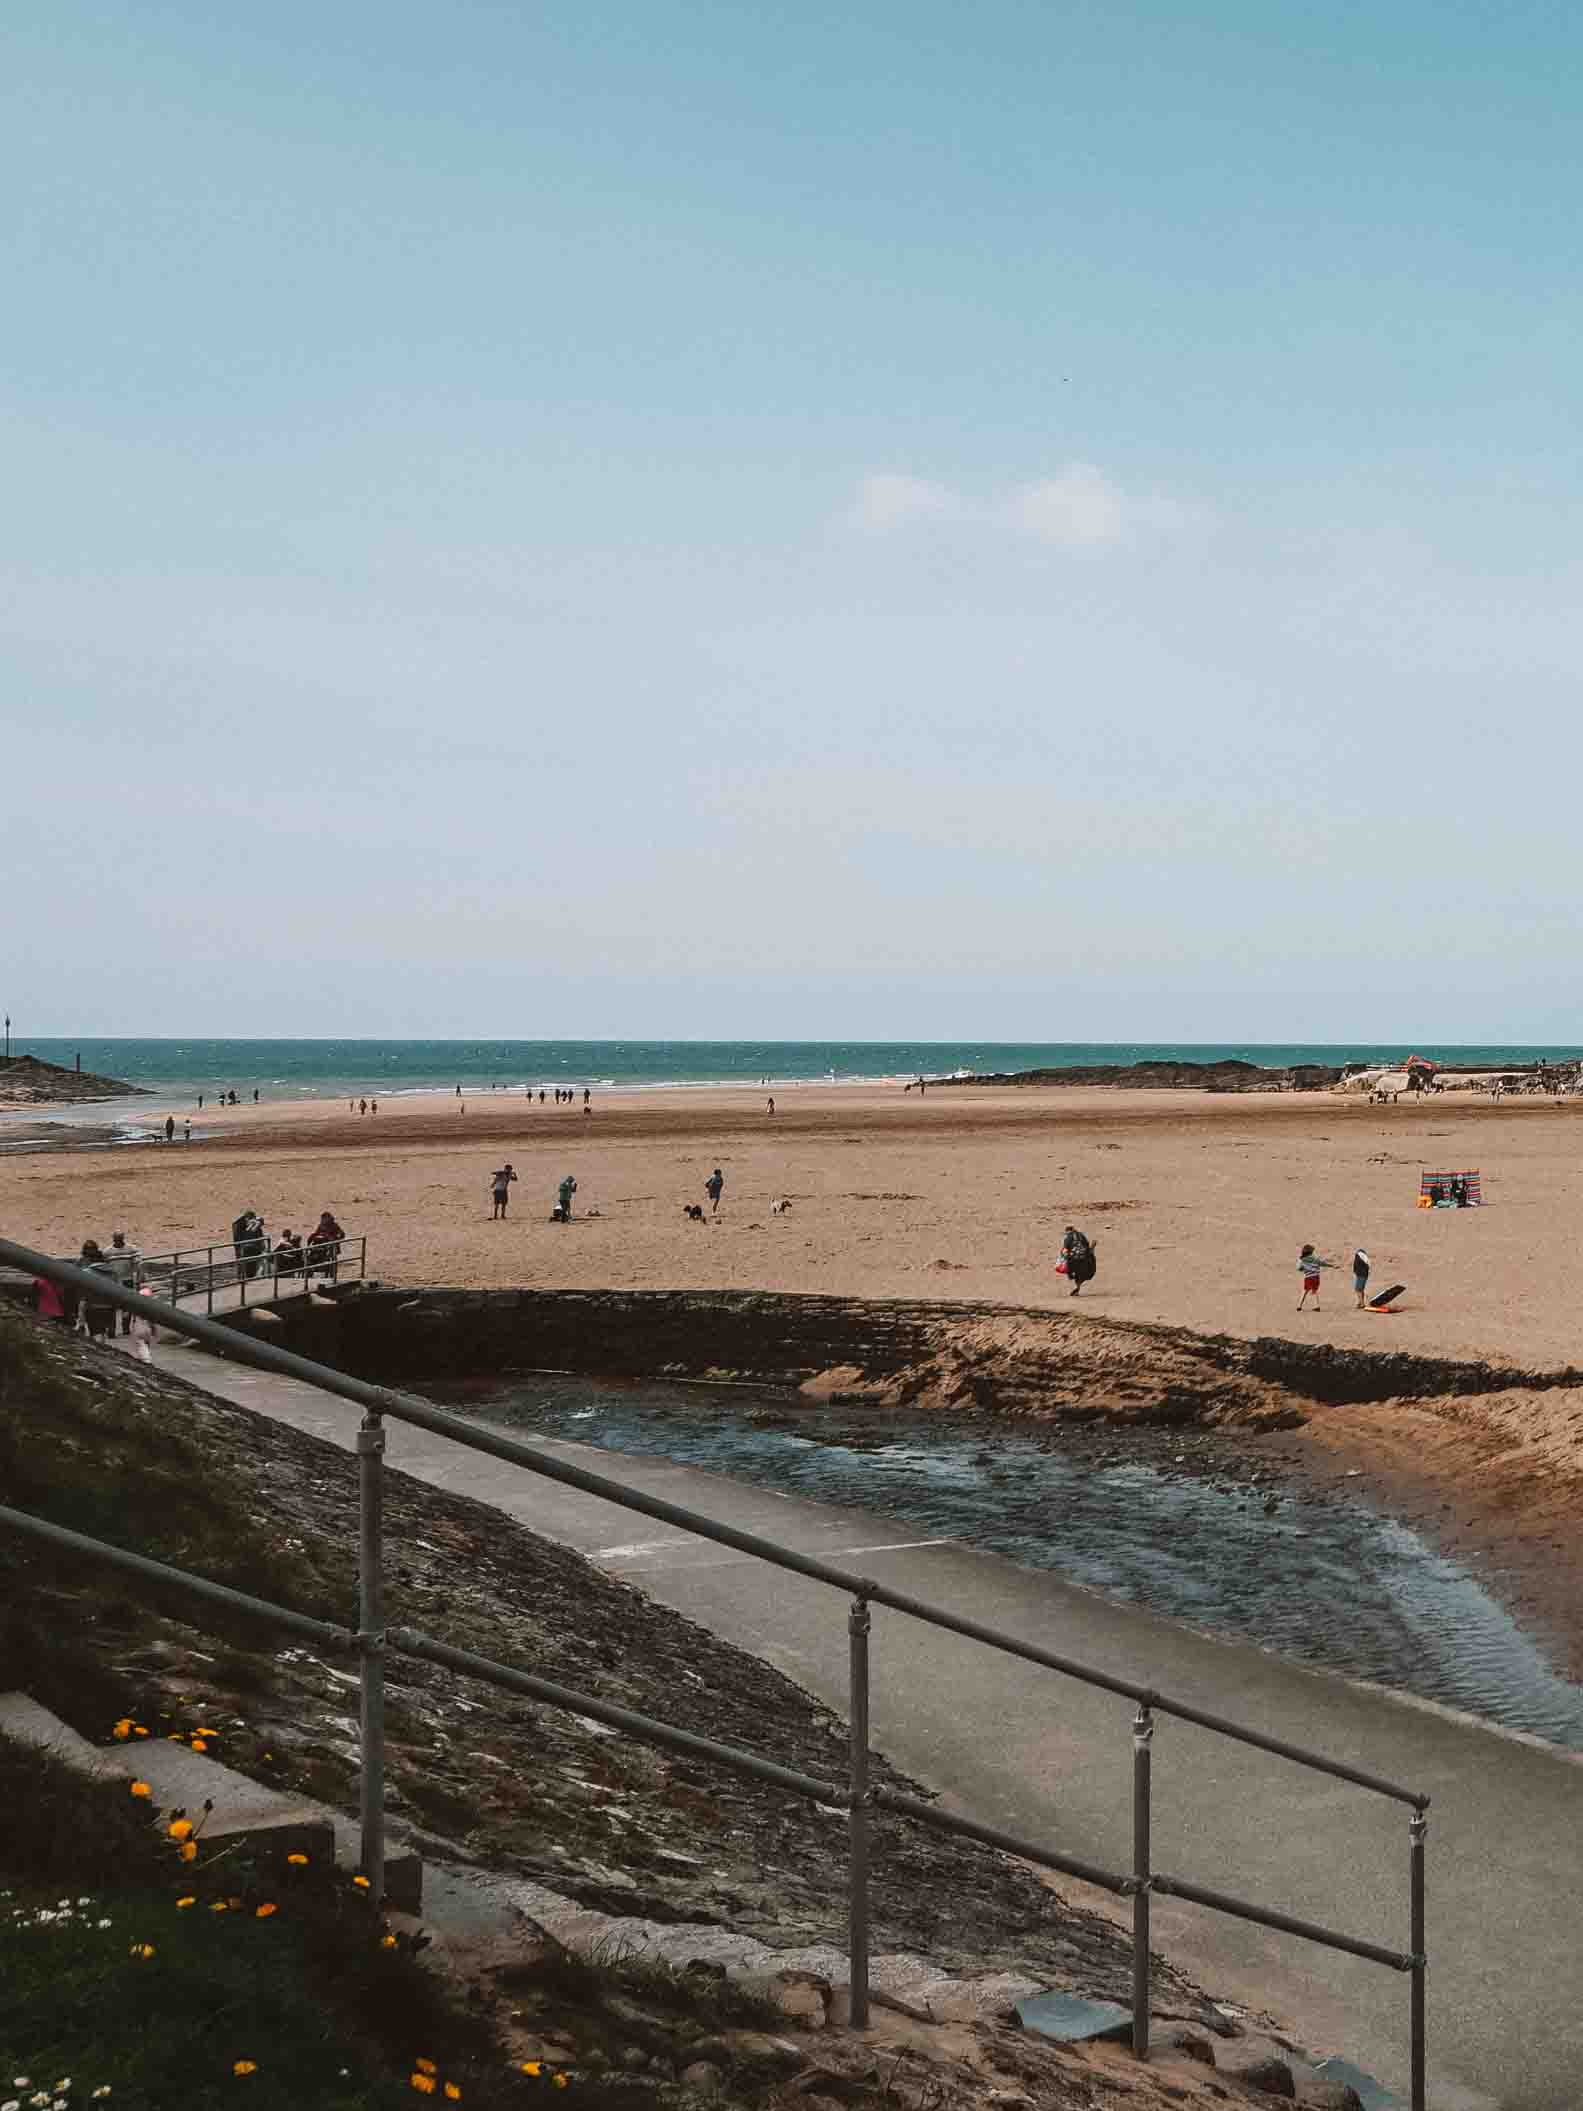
[0,1737,633,2110]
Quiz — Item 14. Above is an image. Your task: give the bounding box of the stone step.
[0,1691,420,1909]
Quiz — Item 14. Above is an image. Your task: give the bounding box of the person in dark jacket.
[79,1239,117,1339]
[1061,1225,1098,1296]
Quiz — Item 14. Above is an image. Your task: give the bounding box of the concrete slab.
[1013,1991,1133,2045]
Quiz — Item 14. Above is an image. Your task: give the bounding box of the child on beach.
[1296,1244,1334,1311]
[1353,1248,1371,1308]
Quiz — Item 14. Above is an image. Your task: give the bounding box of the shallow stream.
[429,1373,1583,1755]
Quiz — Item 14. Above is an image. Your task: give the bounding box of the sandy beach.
[9,1079,1583,1677]
[7,1079,1583,1369]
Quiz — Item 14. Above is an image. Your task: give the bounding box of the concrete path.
[157,1340,1583,2111]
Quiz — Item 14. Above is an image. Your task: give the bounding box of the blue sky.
[8,1,1583,1037]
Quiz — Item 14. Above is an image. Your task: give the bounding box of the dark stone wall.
[218,1284,1577,1422]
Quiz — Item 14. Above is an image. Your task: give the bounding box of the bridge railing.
[0,1236,1427,2108]
[80,1235,368,1315]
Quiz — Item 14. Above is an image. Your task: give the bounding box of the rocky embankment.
[4,1309,1282,2101]
[960,1060,1344,1092]
[0,1054,144,1103]
[230,1285,1577,1432]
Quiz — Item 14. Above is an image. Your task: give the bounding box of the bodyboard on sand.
[1368,1283,1406,1311]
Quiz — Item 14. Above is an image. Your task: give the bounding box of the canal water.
[427,1373,1583,1755]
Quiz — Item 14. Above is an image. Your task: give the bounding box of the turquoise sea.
[11,1037,1579,1108]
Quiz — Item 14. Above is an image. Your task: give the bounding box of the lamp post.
[3,1016,9,1062]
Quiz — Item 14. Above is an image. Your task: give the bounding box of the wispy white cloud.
[848,462,1197,551]
[850,471,963,531]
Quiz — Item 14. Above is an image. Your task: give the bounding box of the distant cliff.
[0,1054,146,1104]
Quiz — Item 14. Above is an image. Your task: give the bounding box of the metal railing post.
[848,1591,872,2028]
[205,1248,213,1318]
[356,1410,387,1902]
[1132,1701,1153,2058]
[1410,1806,1427,2111]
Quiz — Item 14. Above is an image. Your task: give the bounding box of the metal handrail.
[51,1235,368,1317]
[0,1235,1428,2106]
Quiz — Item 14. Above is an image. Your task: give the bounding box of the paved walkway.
[157,1339,1583,2111]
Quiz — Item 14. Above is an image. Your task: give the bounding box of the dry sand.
[9,1079,1583,1675]
[7,1080,1581,1367]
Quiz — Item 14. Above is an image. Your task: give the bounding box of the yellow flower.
[409,2076,437,2096]
[233,2061,258,2077]
[176,1897,196,1910]
[351,1875,370,1890]
[518,2065,540,2078]
[180,1842,197,1863]
[443,2086,461,2101]
[194,1726,218,1737]
[210,1902,229,1914]
[254,1903,277,1919]
[381,1934,398,1950]
[130,1781,152,1800]
[168,1819,194,1841]
[132,1727,150,1738]
[112,1719,132,1741]
[286,1854,308,1867]
[128,1943,155,1960]
[414,2060,437,2077]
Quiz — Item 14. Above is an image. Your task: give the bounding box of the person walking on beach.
[1353,1247,1372,1309]
[164,1115,175,1144]
[556,1174,577,1221]
[1061,1225,1097,1295]
[1296,1244,1333,1311]
[490,1163,518,1219]
[767,1096,775,1116]
[705,1167,725,1215]
[129,1288,157,1365]
[79,1240,117,1341]
[107,1231,141,1332]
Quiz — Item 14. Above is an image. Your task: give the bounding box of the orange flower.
[414,2060,437,2077]
[233,2061,258,2077]
[409,2077,437,2096]
[443,2085,461,2101]
[210,1902,229,1914]
[351,1875,370,1890]
[286,1854,308,1867]
[111,1719,133,1741]
[128,1943,155,1960]
[176,1897,196,1910]
[254,1904,277,1919]
[132,1727,150,1738]
[381,1934,398,1950]
[190,1740,208,1753]
[168,1819,194,1841]
[518,2065,540,2078]
[179,1842,197,1863]
[130,1781,152,1800]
